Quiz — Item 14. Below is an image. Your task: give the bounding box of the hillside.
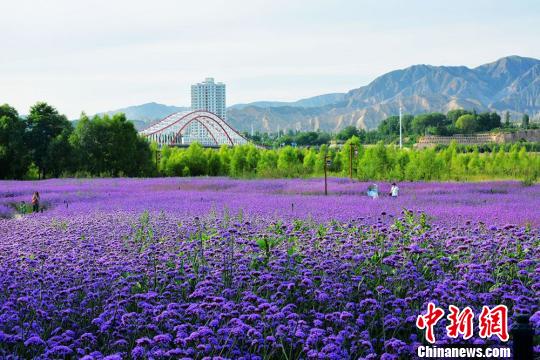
[92,56,540,132]
[229,93,346,110]
[97,102,189,130]
[227,55,540,132]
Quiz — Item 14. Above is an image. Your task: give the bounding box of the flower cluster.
[0,178,538,358]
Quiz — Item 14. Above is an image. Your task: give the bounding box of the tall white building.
[191,77,226,120]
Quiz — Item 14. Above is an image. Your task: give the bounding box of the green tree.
[302,148,317,173]
[160,145,172,172]
[257,150,278,177]
[26,102,74,179]
[504,111,511,127]
[390,149,409,180]
[218,145,232,175]
[467,148,483,175]
[316,132,331,145]
[315,145,329,173]
[277,146,301,175]
[133,136,155,177]
[447,109,471,124]
[358,141,391,180]
[476,112,501,131]
[107,113,150,176]
[411,113,448,135]
[245,145,260,173]
[404,152,420,180]
[0,104,30,179]
[378,115,413,137]
[295,132,319,146]
[329,150,343,173]
[335,126,360,141]
[48,125,74,177]
[455,114,477,133]
[71,113,103,174]
[521,114,530,129]
[164,148,187,176]
[71,113,153,176]
[416,149,443,180]
[206,148,222,176]
[149,141,160,173]
[230,145,248,177]
[184,142,208,176]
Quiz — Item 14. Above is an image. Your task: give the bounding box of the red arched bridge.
[139,110,249,147]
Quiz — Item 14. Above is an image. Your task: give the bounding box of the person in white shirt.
[390,183,399,198]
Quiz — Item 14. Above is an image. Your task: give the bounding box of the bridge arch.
[139,110,249,147]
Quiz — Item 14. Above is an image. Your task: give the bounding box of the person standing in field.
[367,184,379,199]
[32,192,40,212]
[390,183,399,198]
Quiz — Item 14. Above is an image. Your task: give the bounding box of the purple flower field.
[0,178,539,359]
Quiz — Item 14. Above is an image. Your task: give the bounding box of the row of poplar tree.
[158,140,539,182]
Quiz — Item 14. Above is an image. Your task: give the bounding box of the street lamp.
[324,154,332,196]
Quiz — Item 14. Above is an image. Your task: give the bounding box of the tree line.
[0,102,154,179]
[246,109,537,148]
[159,139,539,182]
[1,102,538,182]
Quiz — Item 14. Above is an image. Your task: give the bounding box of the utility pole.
[399,106,403,149]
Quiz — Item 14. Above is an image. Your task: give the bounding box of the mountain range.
[98,55,540,132]
[97,103,190,130]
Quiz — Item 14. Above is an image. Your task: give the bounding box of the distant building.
[415,129,540,148]
[191,77,226,120]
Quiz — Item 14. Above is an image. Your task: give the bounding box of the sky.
[1,0,539,118]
